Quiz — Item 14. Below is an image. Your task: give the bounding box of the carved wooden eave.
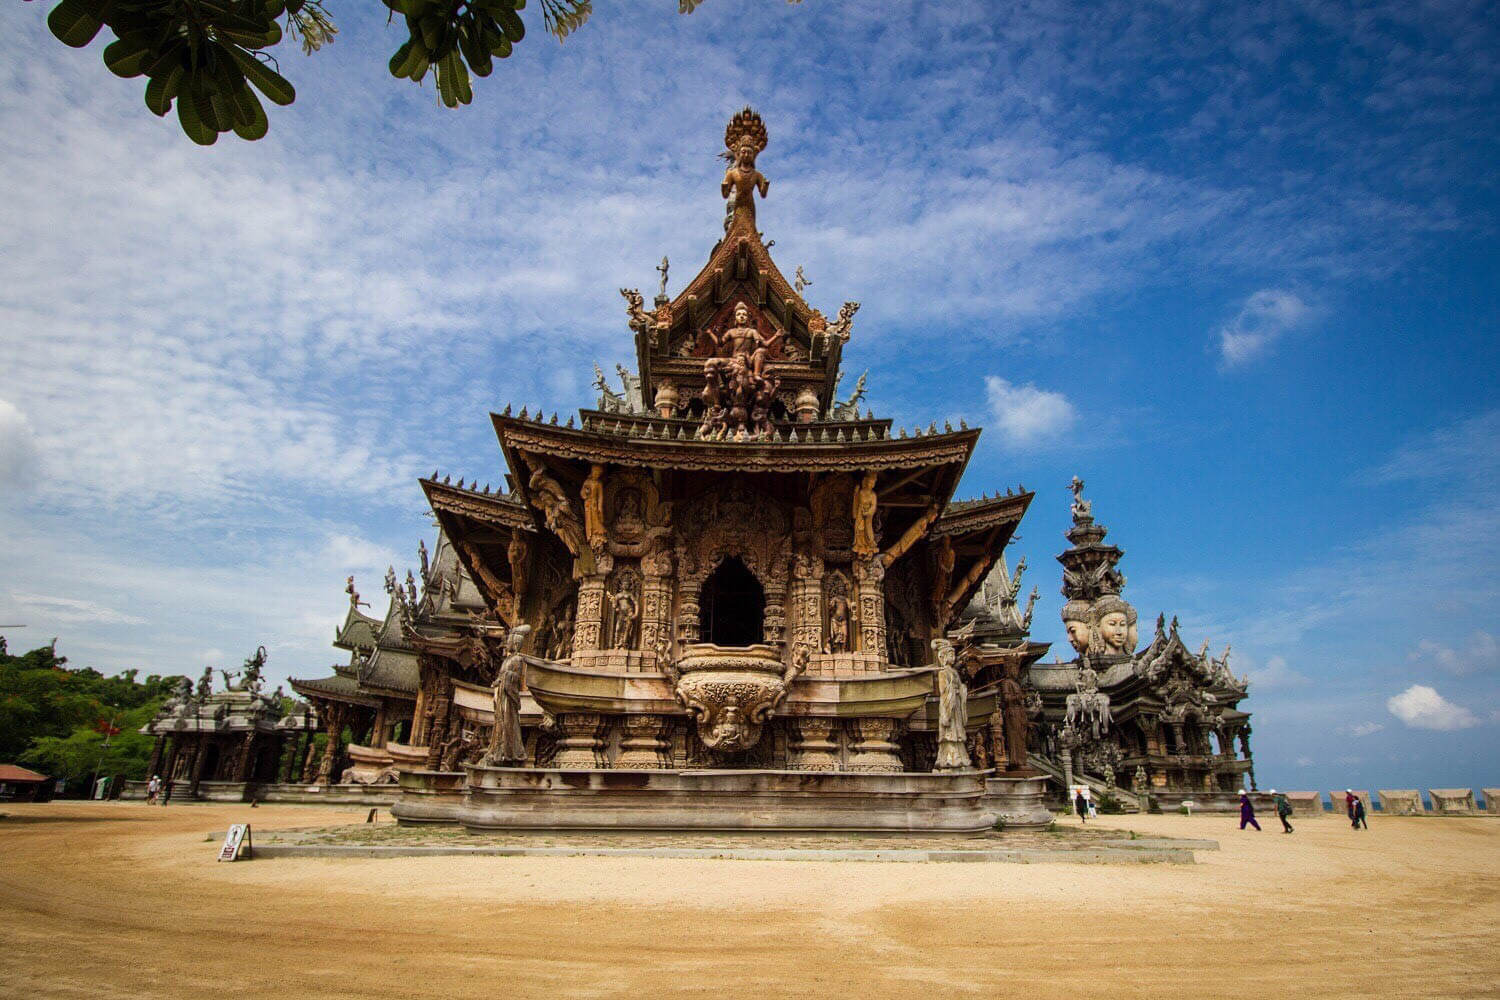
[638,195,843,413]
[493,412,978,478]
[289,673,382,710]
[930,491,1034,621]
[333,604,380,652]
[420,478,535,614]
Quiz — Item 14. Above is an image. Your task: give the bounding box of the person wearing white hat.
[1238,790,1261,831]
[1345,789,1358,826]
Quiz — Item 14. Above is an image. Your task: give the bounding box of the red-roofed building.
[0,764,55,802]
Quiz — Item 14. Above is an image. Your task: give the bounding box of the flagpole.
[90,706,120,800]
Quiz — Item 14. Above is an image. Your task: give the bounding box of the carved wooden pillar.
[787,717,839,771]
[574,576,607,652]
[146,735,166,777]
[853,557,886,664]
[790,565,823,653]
[232,732,256,782]
[188,741,209,798]
[764,582,787,645]
[1168,722,1185,756]
[299,733,318,782]
[371,701,389,749]
[424,685,453,770]
[846,718,902,773]
[678,577,703,644]
[639,573,673,668]
[615,714,670,768]
[317,703,348,785]
[553,712,608,768]
[281,734,301,783]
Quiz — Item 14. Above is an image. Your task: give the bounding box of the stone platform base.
[459,767,998,833]
[1151,790,1268,814]
[983,773,1053,829]
[390,770,468,826]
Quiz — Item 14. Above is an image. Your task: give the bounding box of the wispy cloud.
[984,377,1077,448]
[6,592,146,627]
[1335,721,1385,738]
[1214,288,1316,369]
[1409,632,1500,677]
[1245,654,1310,689]
[0,399,38,491]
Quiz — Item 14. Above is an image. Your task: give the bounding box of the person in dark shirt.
[1239,791,1261,831]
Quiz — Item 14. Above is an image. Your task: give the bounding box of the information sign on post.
[217,823,251,862]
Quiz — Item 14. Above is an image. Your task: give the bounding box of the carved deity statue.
[711,302,783,378]
[581,464,606,550]
[720,107,769,231]
[932,638,972,771]
[825,594,850,654]
[484,625,531,766]
[656,255,669,298]
[1062,598,1093,655]
[1092,594,1138,656]
[345,575,369,609]
[852,470,879,556]
[507,533,529,605]
[608,588,639,650]
[1069,474,1092,523]
[547,604,575,661]
[196,665,214,700]
[997,660,1030,771]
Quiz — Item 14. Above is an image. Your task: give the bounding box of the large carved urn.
[672,643,789,752]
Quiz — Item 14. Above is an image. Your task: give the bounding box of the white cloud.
[1214,289,1316,369]
[7,592,147,626]
[0,399,38,490]
[984,376,1076,447]
[1386,684,1482,731]
[1409,631,1500,677]
[1335,721,1385,738]
[1245,654,1309,688]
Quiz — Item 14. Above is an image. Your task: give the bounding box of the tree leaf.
[47,0,107,48]
[103,34,153,78]
[226,45,296,105]
[229,85,268,140]
[144,64,184,116]
[176,89,218,145]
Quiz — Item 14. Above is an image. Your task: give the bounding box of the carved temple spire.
[1057,478,1136,658]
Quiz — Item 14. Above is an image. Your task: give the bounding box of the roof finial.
[721,107,769,232]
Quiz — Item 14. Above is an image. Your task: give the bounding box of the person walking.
[1239,791,1261,831]
[1353,796,1368,830]
[1345,789,1358,826]
[1272,789,1293,833]
[145,774,160,806]
[1075,789,1089,823]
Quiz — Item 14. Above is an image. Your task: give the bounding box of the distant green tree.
[21,701,160,795]
[0,638,187,793]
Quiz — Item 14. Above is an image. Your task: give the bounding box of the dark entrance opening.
[700,557,765,646]
[200,742,221,780]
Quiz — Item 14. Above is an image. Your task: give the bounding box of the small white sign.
[218,823,250,862]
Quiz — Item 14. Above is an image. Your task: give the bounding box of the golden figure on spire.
[721,106,769,232]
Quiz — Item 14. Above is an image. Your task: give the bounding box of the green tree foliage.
[0,638,187,793]
[39,0,603,145]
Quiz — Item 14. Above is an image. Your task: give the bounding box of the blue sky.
[1,0,1496,792]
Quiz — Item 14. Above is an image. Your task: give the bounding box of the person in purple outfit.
[1239,791,1261,831]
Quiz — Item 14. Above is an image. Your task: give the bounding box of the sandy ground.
[1,802,1496,999]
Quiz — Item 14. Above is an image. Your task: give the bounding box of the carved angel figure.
[932,638,972,771]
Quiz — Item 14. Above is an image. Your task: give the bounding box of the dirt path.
[1,803,1495,998]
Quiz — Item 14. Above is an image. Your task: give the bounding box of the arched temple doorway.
[699,557,765,646]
